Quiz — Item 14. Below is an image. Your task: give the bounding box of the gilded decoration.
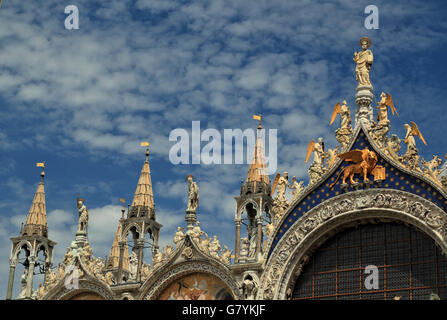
[157,273,232,300]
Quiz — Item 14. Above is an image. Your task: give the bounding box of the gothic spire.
[131,146,155,210]
[107,221,129,272]
[244,116,270,194]
[22,165,48,237]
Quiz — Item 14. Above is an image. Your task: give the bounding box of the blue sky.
[0,0,447,298]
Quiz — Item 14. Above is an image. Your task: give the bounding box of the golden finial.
[253,114,262,129]
[141,141,150,160]
[119,198,126,218]
[36,161,45,180]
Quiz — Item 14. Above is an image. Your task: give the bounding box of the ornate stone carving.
[181,245,194,260]
[421,155,443,187]
[261,189,447,300]
[220,246,232,265]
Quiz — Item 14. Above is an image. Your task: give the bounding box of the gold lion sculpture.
[330,148,385,188]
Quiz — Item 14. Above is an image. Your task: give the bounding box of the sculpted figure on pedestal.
[353,37,373,86]
[77,198,89,234]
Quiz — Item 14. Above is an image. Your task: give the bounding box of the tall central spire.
[131,147,155,210]
[22,167,48,237]
[245,116,270,194]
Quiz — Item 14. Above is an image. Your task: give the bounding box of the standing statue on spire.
[186,175,199,212]
[353,37,373,86]
[77,198,89,234]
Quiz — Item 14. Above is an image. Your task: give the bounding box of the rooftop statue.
[353,37,373,86]
[376,92,398,124]
[330,100,352,131]
[331,101,352,150]
[403,121,427,153]
[289,176,305,202]
[306,138,326,185]
[306,138,325,167]
[76,198,89,234]
[186,175,199,213]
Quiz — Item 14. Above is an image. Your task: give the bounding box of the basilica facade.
[6,38,447,300]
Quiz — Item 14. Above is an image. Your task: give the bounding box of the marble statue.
[353,37,373,86]
[326,146,340,169]
[401,122,426,171]
[191,222,204,244]
[220,246,233,264]
[306,137,326,185]
[331,101,353,150]
[275,172,289,203]
[376,92,398,124]
[129,251,138,281]
[289,176,305,202]
[264,223,275,238]
[77,198,89,234]
[331,100,352,130]
[173,226,185,247]
[240,238,249,259]
[241,275,258,300]
[186,175,199,212]
[306,138,325,167]
[17,268,28,299]
[209,236,221,259]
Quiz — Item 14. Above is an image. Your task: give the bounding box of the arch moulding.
[260,188,447,300]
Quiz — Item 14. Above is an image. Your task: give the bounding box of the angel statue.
[400,121,427,171]
[326,146,340,169]
[376,92,398,124]
[306,138,326,185]
[271,172,289,203]
[330,100,352,130]
[353,37,374,86]
[270,172,290,220]
[403,121,427,153]
[369,92,398,146]
[77,198,89,234]
[289,176,305,202]
[186,174,199,213]
[331,101,352,150]
[306,138,325,167]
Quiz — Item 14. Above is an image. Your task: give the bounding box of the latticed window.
[292,222,447,300]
